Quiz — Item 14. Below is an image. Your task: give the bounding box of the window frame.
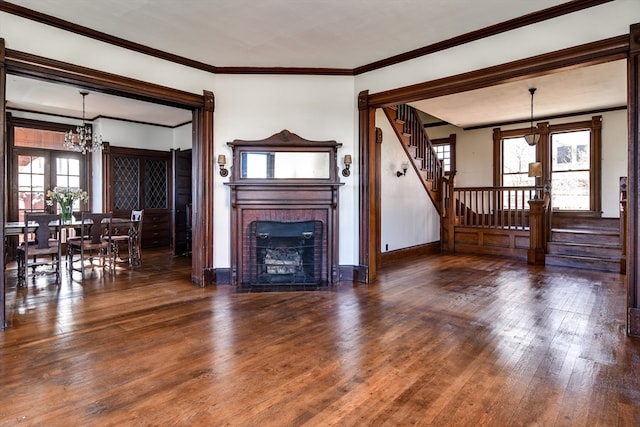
[547,117,601,215]
[7,116,90,222]
[493,116,602,216]
[431,134,456,176]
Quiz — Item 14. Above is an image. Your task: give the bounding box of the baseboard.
[380,242,440,268]
[213,268,231,285]
[338,264,366,283]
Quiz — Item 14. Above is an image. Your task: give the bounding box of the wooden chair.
[67,212,113,277]
[110,209,143,266]
[16,213,62,286]
[65,211,89,255]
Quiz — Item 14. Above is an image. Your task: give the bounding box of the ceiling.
[2,0,628,128]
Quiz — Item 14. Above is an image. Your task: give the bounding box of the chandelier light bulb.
[63,90,103,154]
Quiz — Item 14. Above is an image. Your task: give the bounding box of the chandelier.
[523,87,540,146]
[63,90,103,154]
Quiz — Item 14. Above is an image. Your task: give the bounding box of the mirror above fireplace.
[227,129,342,183]
[240,151,330,179]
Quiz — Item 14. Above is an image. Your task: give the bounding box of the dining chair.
[65,210,89,254]
[16,213,62,286]
[67,212,113,277]
[111,209,144,266]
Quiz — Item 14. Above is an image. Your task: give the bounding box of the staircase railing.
[395,105,443,190]
[441,182,549,260]
[384,105,444,213]
[451,185,543,229]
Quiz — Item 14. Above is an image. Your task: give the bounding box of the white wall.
[173,123,193,150]
[377,109,440,252]
[97,118,175,151]
[212,74,358,267]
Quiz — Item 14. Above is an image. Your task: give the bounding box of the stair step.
[552,227,619,234]
[547,241,621,258]
[551,228,620,245]
[545,254,622,273]
[552,216,619,231]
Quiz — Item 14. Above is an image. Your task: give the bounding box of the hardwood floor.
[1,249,638,426]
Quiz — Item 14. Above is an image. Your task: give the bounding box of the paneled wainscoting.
[1,249,638,425]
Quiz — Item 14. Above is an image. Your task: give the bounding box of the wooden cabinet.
[103,144,172,249]
[142,211,171,248]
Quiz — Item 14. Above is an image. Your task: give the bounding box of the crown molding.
[0,0,614,76]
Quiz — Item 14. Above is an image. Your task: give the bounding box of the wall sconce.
[528,161,542,178]
[397,161,409,177]
[342,154,352,177]
[218,154,229,177]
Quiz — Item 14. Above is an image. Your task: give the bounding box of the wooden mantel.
[225,130,344,287]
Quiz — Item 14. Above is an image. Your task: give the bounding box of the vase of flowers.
[46,187,89,222]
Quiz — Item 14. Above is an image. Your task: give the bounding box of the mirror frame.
[226,129,343,183]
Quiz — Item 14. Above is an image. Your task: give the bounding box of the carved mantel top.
[227,129,342,148]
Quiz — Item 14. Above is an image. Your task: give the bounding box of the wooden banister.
[453,185,542,229]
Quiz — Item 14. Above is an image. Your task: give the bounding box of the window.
[17,153,47,218]
[431,135,456,175]
[9,117,88,223]
[501,136,536,187]
[550,128,593,211]
[494,116,602,214]
[434,144,451,172]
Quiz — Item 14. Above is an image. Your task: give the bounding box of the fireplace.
[225,130,343,290]
[249,220,323,285]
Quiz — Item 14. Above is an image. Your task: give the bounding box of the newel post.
[528,199,546,265]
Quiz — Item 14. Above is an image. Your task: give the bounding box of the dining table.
[4,217,141,267]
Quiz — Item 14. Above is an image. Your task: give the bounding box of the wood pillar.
[357,91,377,283]
[628,23,640,337]
[527,199,546,265]
[620,177,627,274]
[191,90,215,286]
[443,175,456,253]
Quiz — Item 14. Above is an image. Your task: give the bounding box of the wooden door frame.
[0,43,215,328]
[358,31,640,306]
[627,23,640,337]
[1,39,7,330]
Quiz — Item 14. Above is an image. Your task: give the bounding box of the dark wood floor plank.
[1,250,639,425]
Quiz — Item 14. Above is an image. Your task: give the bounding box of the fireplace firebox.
[249,221,323,285]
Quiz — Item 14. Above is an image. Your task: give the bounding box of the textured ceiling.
[2,1,627,128]
[6,0,568,69]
